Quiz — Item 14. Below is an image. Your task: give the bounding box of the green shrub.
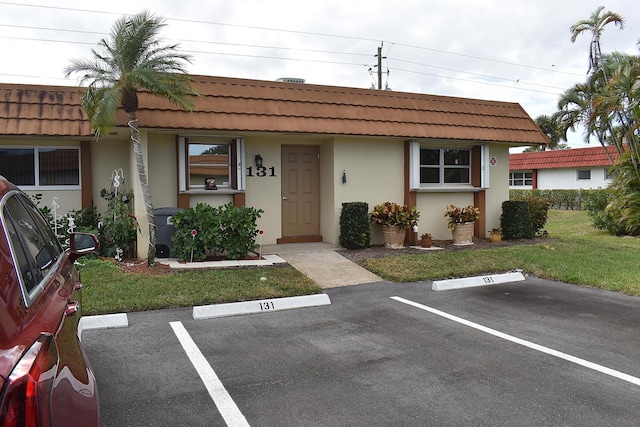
[500,200,533,240]
[172,202,263,261]
[339,202,371,249]
[98,188,137,258]
[604,154,640,236]
[582,188,623,234]
[511,194,551,235]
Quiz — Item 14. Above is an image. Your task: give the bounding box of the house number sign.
[246,166,276,177]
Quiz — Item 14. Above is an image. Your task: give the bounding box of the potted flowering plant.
[420,232,432,248]
[444,205,480,245]
[443,205,481,229]
[370,202,420,249]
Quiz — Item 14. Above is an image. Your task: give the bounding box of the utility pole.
[376,45,383,90]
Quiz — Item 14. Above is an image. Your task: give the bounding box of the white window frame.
[509,171,533,186]
[178,136,245,192]
[409,141,488,191]
[577,169,591,181]
[0,146,81,190]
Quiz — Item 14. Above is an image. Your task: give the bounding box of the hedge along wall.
[510,189,606,211]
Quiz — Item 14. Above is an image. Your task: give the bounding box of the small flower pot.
[420,236,432,248]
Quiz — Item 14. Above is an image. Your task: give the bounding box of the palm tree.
[531,114,565,151]
[66,10,197,266]
[570,6,624,75]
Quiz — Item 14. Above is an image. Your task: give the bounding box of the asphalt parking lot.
[83,277,640,426]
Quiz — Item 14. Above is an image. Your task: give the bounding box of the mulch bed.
[105,237,549,275]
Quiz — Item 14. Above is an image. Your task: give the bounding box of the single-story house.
[0,75,548,257]
[509,145,620,190]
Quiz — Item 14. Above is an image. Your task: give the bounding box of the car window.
[2,193,62,298]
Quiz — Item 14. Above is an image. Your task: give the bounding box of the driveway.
[83,277,640,426]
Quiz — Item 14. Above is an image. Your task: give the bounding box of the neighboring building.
[509,145,620,190]
[0,76,548,257]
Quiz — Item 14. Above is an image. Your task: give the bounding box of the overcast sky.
[1,0,639,148]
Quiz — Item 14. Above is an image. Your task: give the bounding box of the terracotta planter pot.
[420,237,432,248]
[451,222,474,245]
[489,232,502,243]
[382,225,406,249]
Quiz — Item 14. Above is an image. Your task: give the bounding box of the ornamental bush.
[339,202,371,249]
[500,200,533,240]
[171,202,263,261]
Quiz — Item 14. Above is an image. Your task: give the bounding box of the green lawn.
[80,261,320,315]
[81,209,640,315]
[365,210,640,295]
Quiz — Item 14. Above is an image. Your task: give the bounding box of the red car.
[0,176,100,426]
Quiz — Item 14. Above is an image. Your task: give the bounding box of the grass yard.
[80,209,640,315]
[365,210,640,295]
[80,261,320,315]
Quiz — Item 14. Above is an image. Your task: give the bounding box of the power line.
[0,1,581,78]
[0,1,584,97]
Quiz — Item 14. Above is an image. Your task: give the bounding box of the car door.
[0,192,99,426]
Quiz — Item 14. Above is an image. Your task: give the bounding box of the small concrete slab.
[432,271,526,291]
[78,313,129,339]
[278,250,382,288]
[193,294,331,319]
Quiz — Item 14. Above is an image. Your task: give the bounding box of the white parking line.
[391,296,640,387]
[170,321,250,427]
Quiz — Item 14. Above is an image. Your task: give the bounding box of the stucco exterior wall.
[537,168,611,190]
[484,145,510,235]
[148,133,178,209]
[91,139,130,214]
[330,137,405,245]
[244,136,283,244]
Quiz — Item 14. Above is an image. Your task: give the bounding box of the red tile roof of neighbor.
[0,75,549,145]
[509,145,621,170]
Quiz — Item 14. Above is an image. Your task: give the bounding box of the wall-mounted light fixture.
[255,154,263,167]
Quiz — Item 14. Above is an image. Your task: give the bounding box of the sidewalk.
[158,243,383,289]
[261,243,383,288]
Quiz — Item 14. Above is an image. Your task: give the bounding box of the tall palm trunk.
[129,115,157,266]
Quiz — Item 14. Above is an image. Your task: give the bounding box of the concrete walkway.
[158,242,383,289]
[261,243,383,288]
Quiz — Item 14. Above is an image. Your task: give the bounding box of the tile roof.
[1,75,549,145]
[509,145,621,170]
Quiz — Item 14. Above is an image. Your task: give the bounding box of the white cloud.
[1,0,638,147]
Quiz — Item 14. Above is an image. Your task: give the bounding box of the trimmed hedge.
[501,200,533,240]
[339,202,371,249]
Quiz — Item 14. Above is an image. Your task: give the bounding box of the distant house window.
[179,137,245,191]
[509,171,532,186]
[604,168,614,180]
[419,148,471,185]
[577,170,591,180]
[0,147,80,188]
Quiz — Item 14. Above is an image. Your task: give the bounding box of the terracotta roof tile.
[0,84,93,136]
[1,76,548,145]
[509,145,621,170]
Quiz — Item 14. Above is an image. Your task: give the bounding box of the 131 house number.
[246,166,276,177]
[259,301,275,311]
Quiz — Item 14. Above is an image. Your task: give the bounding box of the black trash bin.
[154,207,183,258]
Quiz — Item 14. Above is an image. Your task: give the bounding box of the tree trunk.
[129,115,157,266]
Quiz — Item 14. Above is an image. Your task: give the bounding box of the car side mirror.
[69,232,100,262]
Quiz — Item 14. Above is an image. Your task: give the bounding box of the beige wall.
[328,137,405,245]
[78,131,514,253]
[148,133,178,209]
[484,144,510,235]
[415,192,475,240]
[244,136,283,244]
[91,139,131,214]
